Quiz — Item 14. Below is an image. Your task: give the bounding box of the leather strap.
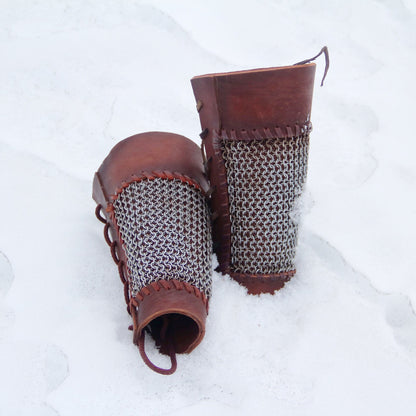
[137,320,177,376]
[294,46,330,86]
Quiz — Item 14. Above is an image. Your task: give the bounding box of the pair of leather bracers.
[93,48,329,375]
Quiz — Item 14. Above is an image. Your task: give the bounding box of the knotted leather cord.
[294,46,329,86]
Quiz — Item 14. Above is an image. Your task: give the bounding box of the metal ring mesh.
[221,135,309,274]
[112,178,212,297]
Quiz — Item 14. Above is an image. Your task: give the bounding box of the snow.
[1,0,416,415]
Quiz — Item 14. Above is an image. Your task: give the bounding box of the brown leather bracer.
[93,132,212,374]
[191,61,320,295]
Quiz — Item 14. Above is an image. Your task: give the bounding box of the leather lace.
[294,46,330,86]
[137,318,177,376]
[95,204,178,375]
[96,204,131,312]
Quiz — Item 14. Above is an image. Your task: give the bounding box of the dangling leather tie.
[294,46,330,86]
[137,317,177,375]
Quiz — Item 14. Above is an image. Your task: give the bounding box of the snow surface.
[1,0,416,415]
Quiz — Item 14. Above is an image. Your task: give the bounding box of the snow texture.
[1,0,416,415]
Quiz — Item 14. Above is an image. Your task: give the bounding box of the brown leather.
[191,63,316,131]
[93,132,209,209]
[132,280,207,353]
[92,132,209,374]
[230,271,295,295]
[191,63,316,294]
[93,132,210,292]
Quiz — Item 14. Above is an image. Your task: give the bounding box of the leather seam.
[131,279,209,311]
[106,171,205,204]
[216,122,312,141]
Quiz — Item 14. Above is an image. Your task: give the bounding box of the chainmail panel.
[221,134,309,274]
[112,178,212,297]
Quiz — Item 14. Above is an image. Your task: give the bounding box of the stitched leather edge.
[211,134,232,270]
[228,270,296,295]
[229,270,295,281]
[130,279,209,311]
[107,171,205,204]
[215,122,312,141]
